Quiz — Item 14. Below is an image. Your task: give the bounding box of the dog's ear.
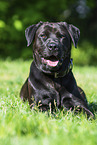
[25,21,43,47]
[59,22,80,48]
[68,24,80,48]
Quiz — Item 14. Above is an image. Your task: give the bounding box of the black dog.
[20,21,93,116]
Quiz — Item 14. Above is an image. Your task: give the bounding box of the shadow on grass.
[89,102,97,116]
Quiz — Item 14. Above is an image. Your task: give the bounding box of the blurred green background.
[0,0,97,65]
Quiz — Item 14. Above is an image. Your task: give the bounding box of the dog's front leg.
[59,88,94,117]
[20,78,29,101]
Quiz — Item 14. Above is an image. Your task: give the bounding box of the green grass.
[0,59,97,145]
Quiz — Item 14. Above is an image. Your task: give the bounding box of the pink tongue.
[47,60,59,67]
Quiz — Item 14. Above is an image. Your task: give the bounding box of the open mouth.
[42,55,60,67]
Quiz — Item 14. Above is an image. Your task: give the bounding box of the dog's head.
[25,21,80,75]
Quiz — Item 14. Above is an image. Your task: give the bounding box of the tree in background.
[0,0,97,64]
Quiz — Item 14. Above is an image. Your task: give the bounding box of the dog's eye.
[61,36,64,39]
[41,34,47,39]
[57,33,65,39]
[61,35,66,39]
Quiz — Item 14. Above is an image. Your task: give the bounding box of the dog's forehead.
[37,22,63,34]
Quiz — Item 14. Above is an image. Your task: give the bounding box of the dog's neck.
[33,58,73,79]
[54,58,73,78]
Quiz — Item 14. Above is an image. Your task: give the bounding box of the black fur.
[20,21,93,117]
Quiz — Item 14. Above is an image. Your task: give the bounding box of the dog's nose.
[48,43,58,50]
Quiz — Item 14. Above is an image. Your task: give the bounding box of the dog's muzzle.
[41,41,60,67]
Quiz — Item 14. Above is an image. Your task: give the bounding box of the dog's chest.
[30,63,71,108]
[34,75,66,107]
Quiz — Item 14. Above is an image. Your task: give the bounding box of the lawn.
[0,59,97,145]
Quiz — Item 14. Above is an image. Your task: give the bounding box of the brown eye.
[61,35,65,39]
[61,36,64,39]
[41,34,47,39]
[42,35,46,38]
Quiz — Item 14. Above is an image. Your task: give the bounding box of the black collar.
[54,58,73,78]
